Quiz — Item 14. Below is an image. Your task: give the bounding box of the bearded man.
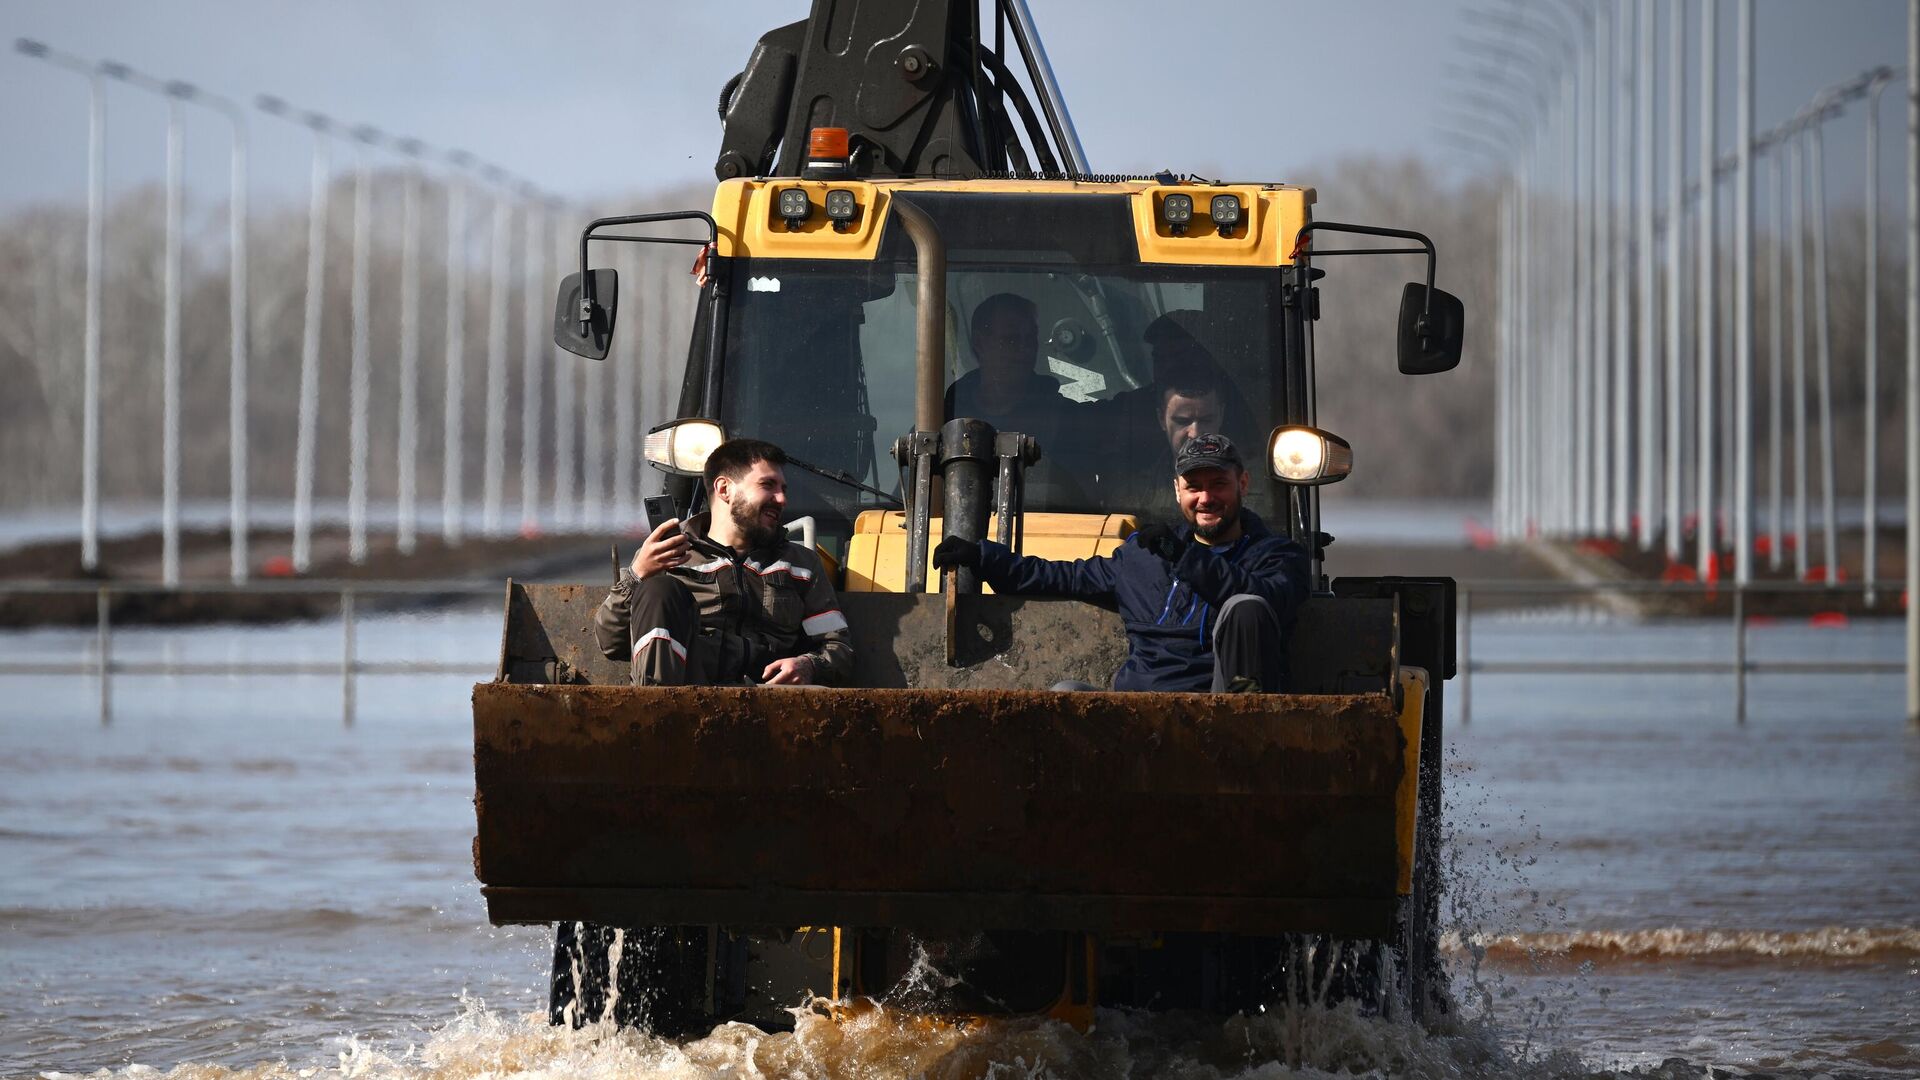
[932,433,1307,693]
[595,437,853,687]
[562,438,855,1033]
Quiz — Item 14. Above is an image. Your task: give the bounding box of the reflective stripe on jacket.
[594,512,855,685]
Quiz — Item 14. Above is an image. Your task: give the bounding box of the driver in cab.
[944,292,1079,448]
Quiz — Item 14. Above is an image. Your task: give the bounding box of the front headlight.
[1267,425,1353,485]
[644,418,726,475]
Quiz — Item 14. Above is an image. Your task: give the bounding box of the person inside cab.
[1093,310,1239,519]
[945,292,1077,441]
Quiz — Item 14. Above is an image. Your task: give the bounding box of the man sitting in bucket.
[595,437,854,687]
[560,438,854,1031]
[932,432,1308,693]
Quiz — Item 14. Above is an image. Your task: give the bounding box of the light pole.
[347,124,377,565]
[612,226,636,523]
[394,138,426,556]
[15,40,105,573]
[442,150,477,544]
[1635,0,1658,551]
[1696,0,1718,580]
[1862,73,1896,604]
[94,61,195,586]
[575,201,605,528]
[481,165,513,535]
[1904,0,1917,727]
[259,95,334,573]
[1666,0,1687,563]
[165,83,253,583]
[1611,0,1633,541]
[1733,0,1754,586]
[520,187,546,535]
[1451,10,1565,539]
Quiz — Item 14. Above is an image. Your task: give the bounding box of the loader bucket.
[473,582,1414,940]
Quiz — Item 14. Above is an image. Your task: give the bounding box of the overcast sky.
[3,1,1912,216]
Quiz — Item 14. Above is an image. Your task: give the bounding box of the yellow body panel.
[1394,665,1429,895]
[710,177,1315,266]
[843,510,1138,593]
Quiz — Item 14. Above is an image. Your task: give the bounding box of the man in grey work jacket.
[594,437,854,687]
[932,432,1308,693]
[558,437,853,1034]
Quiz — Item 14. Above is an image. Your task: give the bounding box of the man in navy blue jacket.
[932,433,1310,693]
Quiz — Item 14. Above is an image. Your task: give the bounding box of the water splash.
[1451,925,1920,964]
[41,990,1820,1080]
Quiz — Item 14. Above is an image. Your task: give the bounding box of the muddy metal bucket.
[473,583,1415,940]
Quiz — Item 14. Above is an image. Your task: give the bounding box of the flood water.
[0,606,1914,1078]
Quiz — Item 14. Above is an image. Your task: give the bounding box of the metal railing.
[0,577,1904,727]
[1454,578,1904,725]
[0,579,501,724]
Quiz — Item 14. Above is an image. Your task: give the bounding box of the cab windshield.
[716,193,1288,545]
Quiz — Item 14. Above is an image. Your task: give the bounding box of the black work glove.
[931,535,982,570]
[1133,524,1188,565]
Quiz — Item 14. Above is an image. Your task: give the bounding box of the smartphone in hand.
[643,494,677,530]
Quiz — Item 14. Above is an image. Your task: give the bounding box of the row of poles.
[15,39,680,585]
[1463,2,1920,720]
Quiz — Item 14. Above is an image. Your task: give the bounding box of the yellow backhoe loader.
[472,0,1465,1036]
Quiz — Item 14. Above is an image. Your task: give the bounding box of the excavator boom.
[714,0,1088,180]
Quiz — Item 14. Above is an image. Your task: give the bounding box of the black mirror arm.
[572,210,721,328]
[1291,220,1439,342]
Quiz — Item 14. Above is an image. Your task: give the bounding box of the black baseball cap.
[1173,432,1244,476]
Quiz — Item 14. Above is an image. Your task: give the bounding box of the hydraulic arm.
[714,0,1088,181]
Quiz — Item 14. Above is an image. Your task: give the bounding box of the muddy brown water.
[0,607,1914,1078]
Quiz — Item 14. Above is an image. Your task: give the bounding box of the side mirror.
[1396,282,1464,375]
[552,269,619,360]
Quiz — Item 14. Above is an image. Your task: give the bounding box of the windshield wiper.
[789,455,904,509]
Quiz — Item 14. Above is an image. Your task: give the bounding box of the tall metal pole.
[15,41,107,572]
[161,96,183,587]
[85,70,103,572]
[1767,150,1786,570]
[1904,0,1918,727]
[1665,0,1687,562]
[1516,158,1533,537]
[1696,0,1717,579]
[1582,14,1597,534]
[172,83,251,579]
[441,155,472,544]
[291,115,329,572]
[1562,68,1580,536]
[1732,0,1754,586]
[1864,77,1892,604]
[1636,0,1657,550]
[1611,0,1632,538]
[347,131,373,564]
[553,211,577,527]
[612,238,636,523]
[396,146,423,555]
[1807,119,1839,585]
[653,259,674,497]
[519,194,545,534]
[481,178,511,534]
[1591,10,1611,534]
[1790,134,1810,580]
[1492,178,1509,538]
[578,208,605,528]
[225,106,250,581]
